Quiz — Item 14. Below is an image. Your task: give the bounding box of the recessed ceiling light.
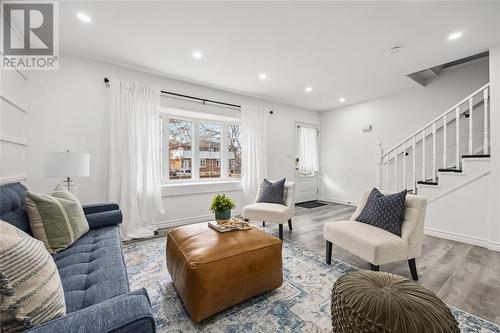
[448,31,463,41]
[259,73,267,80]
[305,86,313,93]
[77,12,92,23]
[339,98,346,102]
[192,51,203,59]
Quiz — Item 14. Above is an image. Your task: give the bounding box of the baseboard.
[319,196,357,207]
[155,210,243,230]
[424,227,500,252]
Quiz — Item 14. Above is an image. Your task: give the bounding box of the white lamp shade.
[45,152,90,178]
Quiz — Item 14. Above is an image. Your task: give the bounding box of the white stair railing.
[376,83,490,193]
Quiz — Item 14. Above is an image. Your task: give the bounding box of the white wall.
[26,53,319,226]
[1,62,29,184]
[487,44,500,250]
[320,57,490,205]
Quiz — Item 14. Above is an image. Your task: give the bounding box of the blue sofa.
[0,182,156,333]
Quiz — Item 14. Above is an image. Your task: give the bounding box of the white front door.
[294,122,319,203]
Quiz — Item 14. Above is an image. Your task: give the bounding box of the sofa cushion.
[26,186,90,254]
[0,183,31,235]
[356,188,407,237]
[0,221,66,332]
[53,226,129,313]
[324,220,408,266]
[243,202,294,223]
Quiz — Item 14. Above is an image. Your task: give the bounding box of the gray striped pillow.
[26,185,89,254]
[0,220,66,332]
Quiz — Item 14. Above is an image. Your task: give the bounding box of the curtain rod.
[103,77,273,114]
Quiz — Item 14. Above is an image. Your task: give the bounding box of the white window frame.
[160,112,240,184]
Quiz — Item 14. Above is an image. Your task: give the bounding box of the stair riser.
[461,159,490,175]
[438,173,467,188]
[417,158,490,199]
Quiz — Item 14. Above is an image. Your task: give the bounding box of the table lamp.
[46,150,90,195]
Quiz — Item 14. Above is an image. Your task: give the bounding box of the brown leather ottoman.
[166,222,283,322]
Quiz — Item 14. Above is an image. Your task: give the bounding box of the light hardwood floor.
[260,202,500,326]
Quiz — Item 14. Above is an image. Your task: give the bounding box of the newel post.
[376,142,383,190]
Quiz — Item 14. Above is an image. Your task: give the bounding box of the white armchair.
[323,190,427,280]
[243,181,296,240]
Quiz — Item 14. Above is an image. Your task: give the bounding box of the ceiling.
[59,1,500,111]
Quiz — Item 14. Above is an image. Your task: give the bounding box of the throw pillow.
[356,188,407,237]
[257,178,286,205]
[0,220,66,332]
[25,185,89,254]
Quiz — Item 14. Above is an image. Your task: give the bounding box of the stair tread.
[417,180,438,185]
[462,154,490,159]
[438,168,462,173]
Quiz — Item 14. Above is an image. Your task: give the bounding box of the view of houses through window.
[163,115,241,182]
[168,118,192,180]
[199,122,221,178]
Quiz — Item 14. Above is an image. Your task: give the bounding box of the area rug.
[123,236,500,333]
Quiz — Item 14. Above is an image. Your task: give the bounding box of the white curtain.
[241,105,269,205]
[108,78,164,239]
[298,126,319,174]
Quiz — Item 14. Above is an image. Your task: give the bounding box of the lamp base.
[61,177,79,197]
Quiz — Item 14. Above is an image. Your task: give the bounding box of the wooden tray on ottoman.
[166,222,283,322]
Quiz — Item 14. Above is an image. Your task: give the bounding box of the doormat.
[296,201,327,209]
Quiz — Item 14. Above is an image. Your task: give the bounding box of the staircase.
[376,83,490,195]
[375,83,493,248]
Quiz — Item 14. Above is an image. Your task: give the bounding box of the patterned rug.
[123,236,500,333]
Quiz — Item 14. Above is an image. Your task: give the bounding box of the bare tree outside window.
[228,125,241,178]
[169,119,192,180]
[199,122,221,178]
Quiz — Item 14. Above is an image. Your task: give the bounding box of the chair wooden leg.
[408,258,418,281]
[326,240,332,265]
[288,219,292,231]
[370,264,380,272]
[262,221,265,227]
[278,224,283,240]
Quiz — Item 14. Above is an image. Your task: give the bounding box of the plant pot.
[215,209,231,223]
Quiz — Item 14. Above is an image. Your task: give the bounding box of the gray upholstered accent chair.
[323,189,427,280]
[243,181,296,240]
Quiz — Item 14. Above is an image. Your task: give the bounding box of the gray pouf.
[331,270,460,333]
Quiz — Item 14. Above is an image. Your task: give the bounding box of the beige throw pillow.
[0,221,66,332]
[25,185,89,254]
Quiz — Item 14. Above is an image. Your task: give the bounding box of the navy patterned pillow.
[356,188,407,237]
[257,178,286,205]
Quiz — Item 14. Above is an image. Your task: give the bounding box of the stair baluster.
[412,136,416,193]
[484,87,489,155]
[468,98,473,155]
[455,106,460,169]
[443,115,447,168]
[403,141,407,190]
[376,142,383,190]
[394,146,398,191]
[422,129,426,182]
[385,153,389,192]
[432,123,437,182]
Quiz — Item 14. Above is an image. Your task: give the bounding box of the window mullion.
[221,123,229,180]
[192,119,200,181]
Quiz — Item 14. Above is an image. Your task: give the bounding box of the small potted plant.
[210,194,236,224]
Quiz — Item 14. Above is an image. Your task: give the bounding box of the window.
[167,118,192,180]
[199,122,221,178]
[228,125,241,178]
[161,114,241,183]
